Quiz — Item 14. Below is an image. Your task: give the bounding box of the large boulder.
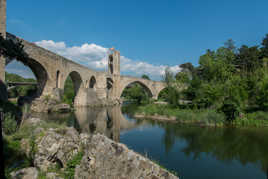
[30,97,70,113]
[18,121,178,178]
[75,134,178,179]
[49,103,71,113]
[34,127,80,171]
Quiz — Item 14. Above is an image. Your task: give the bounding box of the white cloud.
[35,40,181,80]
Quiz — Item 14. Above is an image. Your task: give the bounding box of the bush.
[247,111,268,121]
[3,113,17,135]
[64,151,84,178]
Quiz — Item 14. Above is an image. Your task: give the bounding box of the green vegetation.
[126,34,268,127]
[64,151,84,178]
[121,75,152,104]
[63,76,75,105]
[5,72,37,98]
[124,104,226,126]
[2,112,17,135]
[122,83,151,104]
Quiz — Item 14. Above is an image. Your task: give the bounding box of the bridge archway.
[89,76,96,89]
[5,58,48,98]
[119,80,153,102]
[62,71,83,105]
[64,71,83,95]
[157,87,169,101]
[56,70,60,88]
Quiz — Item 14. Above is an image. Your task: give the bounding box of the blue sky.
[5,0,268,80]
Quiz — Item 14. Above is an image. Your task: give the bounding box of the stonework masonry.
[1,1,167,106]
[0,0,6,82]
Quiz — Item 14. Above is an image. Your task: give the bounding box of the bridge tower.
[107,50,122,100]
[0,0,6,82]
[108,50,120,75]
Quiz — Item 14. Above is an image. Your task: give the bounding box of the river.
[38,105,268,179]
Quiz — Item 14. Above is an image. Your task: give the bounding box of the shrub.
[64,151,84,178]
[3,113,17,135]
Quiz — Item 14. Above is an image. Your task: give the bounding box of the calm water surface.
[39,106,268,179]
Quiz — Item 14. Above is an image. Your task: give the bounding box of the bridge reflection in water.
[37,106,146,143]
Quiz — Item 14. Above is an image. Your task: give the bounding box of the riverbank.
[127,104,268,127]
[3,116,178,179]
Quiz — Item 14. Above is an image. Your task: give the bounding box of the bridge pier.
[0,0,7,102]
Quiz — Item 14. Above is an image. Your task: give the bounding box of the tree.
[179,62,194,73]
[235,45,261,73]
[224,39,236,52]
[261,34,268,58]
[141,74,150,80]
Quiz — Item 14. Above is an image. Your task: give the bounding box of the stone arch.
[63,71,83,95]
[119,80,153,99]
[89,76,96,89]
[6,58,48,98]
[56,70,60,88]
[157,87,169,100]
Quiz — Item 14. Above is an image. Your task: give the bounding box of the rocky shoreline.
[133,113,222,127]
[134,113,177,122]
[9,117,178,179]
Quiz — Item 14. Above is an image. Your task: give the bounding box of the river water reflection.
[39,106,268,179]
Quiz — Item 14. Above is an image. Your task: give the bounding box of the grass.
[3,137,32,178]
[3,117,71,178]
[64,151,84,178]
[131,103,268,127]
[232,111,268,127]
[133,104,225,126]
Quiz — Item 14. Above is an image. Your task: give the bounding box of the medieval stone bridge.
[0,0,166,105]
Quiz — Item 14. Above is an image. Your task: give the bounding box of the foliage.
[5,72,37,98]
[63,76,75,105]
[131,104,225,126]
[2,112,17,135]
[121,83,150,104]
[64,151,84,178]
[159,34,268,122]
[141,74,150,80]
[3,136,32,178]
[0,33,28,61]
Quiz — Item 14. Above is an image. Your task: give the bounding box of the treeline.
[161,34,268,120]
[5,72,37,98]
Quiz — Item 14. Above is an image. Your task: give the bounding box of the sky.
[5,0,268,80]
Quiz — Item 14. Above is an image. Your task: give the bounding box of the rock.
[30,97,57,113]
[23,117,42,126]
[20,138,31,158]
[34,127,80,171]
[46,172,64,179]
[30,97,71,113]
[10,167,39,179]
[20,123,178,178]
[49,103,71,113]
[75,134,178,179]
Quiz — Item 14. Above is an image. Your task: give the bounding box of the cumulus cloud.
[35,40,181,80]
